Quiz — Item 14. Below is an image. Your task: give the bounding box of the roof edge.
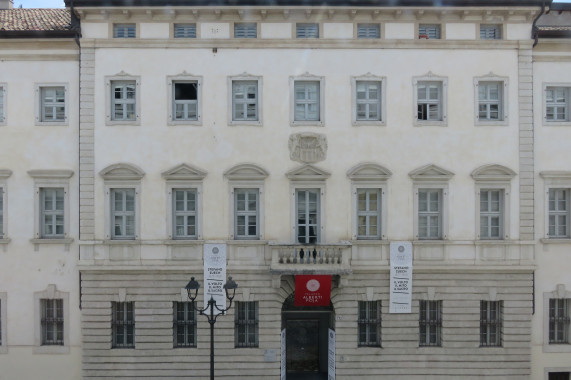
[0,30,77,39]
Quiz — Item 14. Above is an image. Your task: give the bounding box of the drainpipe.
[532,0,546,47]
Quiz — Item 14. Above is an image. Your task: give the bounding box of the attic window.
[418,24,441,39]
[113,24,136,38]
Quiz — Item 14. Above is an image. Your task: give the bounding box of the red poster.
[294,275,332,306]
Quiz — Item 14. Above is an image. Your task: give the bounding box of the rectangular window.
[174,302,196,348]
[0,188,3,239]
[419,300,442,347]
[546,87,570,122]
[111,81,136,121]
[40,87,65,122]
[296,23,319,38]
[232,81,258,121]
[235,188,259,240]
[548,189,570,238]
[418,24,441,39]
[235,301,258,348]
[358,301,381,347]
[173,81,198,121]
[174,23,196,38]
[549,373,571,380]
[549,298,570,344]
[357,24,380,39]
[480,24,502,40]
[41,299,64,346]
[357,189,381,239]
[356,81,381,121]
[40,188,65,238]
[480,189,503,240]
[478,82,502,121]
[234,23,257,38]
[173,189,197,239]
[111,188,136,240]
[296,189,320,244]
[112,302,135,348]
[417,82,442,121]
[0,86,4,123]
[418,189,442,240]
[480,300,502,347]
[294,81,320,122]
[113,24,136,38]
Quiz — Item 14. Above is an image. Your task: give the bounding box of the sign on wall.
[203,243,227,313]
[328,329,335,380]
[294,275,332,306]
[389,241,413,313]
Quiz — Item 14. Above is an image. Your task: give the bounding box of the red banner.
[294,275,332,306]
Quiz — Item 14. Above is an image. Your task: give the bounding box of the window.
[545,86,571,123]
[296,189,320,244]
[0,84,6,124]
[290,75,327,127]
[480,301,502,347]
[39,87,65,122]
[358,301,381,347]
[0,187,3,239]
[550,299,570,344]
[40,188,65,238]
[357,189,382,240]
[40,299,63,346]
[235,188,259,240]
[474,76,508,125]
[480,24,502,40]
[480,189,503,240]
[549,189,570,238]
[113,24,136,38]
[106,75,140,125]
[174,23,196,38]
[173,82,198,121]
[112,302,135,348]
[357,24,380,39]
[111,188,136,240]
[174,302,196,348]
[419,300,441,347]
[418,189,442,240]
[549,373,571,380]
[232,81,258,121]
[417,82,442,121]
[418,24,441,39]
[235,301,258,348]
[172,189,197,240]
[296,23,319,38]
[354,80,382,123]
[234,23,257,38]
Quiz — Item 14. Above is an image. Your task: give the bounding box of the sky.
[12,0,571,8]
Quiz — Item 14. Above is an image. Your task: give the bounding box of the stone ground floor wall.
[80,269,533,379]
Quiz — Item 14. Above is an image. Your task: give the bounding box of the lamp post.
[185,276,238,380]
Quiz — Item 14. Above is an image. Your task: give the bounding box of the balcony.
[269,243,352,275]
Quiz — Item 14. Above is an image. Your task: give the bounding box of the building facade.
[0,0,570,379]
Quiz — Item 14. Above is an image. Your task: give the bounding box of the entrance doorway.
[282,293,334,380]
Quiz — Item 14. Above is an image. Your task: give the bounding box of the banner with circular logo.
[294,275,332,306]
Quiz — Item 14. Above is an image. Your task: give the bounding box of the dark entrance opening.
[282,293,334,380]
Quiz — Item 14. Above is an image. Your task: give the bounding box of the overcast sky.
[12,0,571,8]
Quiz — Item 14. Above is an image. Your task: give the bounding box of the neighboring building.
[0,0,570,379]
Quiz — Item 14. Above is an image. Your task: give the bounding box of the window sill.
[106,120,140,126]
[30,238,74,245]
[414,120,447,127]
[229,120,262,127]
[543,343,571,353]
[35,121,69,127]
[475,120,509,127]
[103,239,140,245]
[291,120,324,127]
[227,239,268,246]
[352,120,385,127]
[540,238,571,244]
[168,119,202,126]
[0,345,7,354]
[543,121,571,127]
[164,239,205,245]
[33,345,70,354]
[0,238,11,245]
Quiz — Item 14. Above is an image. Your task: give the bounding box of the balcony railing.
[269,243,352,274]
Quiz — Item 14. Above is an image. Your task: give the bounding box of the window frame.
[0,83,6,126]
[0,292,7,354]
[167,74,202,126]
[295,23,320,38]
[355,188,383,240]
[480,300,503,347]
[105,74,141,126]
[548,189,570,239]
[171,188,199,240]
[227,74,263,126]
[479,24,503,40]
[110,188,137,240]
[351,75,386,126]
[295,188,322,244]
[0,170,9,241]
[290,74,325,127]
[419,300,442,347]
[418,23,442,39]
[543,284,571,353]
[477,188,505,240]
[112,301,135,349]
[540,172,571,241]
[474,75,509,126]
[40,298,64,346]
[549,298,570,345]
[356,23,380,39]
[413,73,448,127]
[233,188,260,240]
[173,301,197,348]
[35,84,68,126]
[235,301,259,348]
[33,284,69,354]
[173,23,197,38]
[112,23,137,38]
[358,300,382,347]
[40,187,66,239]
[233,22,258,39]
[543,84,571,126]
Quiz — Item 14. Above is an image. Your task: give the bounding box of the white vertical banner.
[203,243,227,313]
[328,329,335,380]
[390,241,413,313]
[281,329,286,380]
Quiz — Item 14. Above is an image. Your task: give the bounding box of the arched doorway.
[281,293,334,380]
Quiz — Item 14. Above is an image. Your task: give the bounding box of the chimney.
[0,0,13,9]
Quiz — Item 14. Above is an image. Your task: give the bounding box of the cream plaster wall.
[91,47,520,243]
[140,22,169,39]
[384,23,414,39]
[323,23,352,39]
[507,23,532,40]
[201,23,231,39]
[260,23,292,39]
[445,23,476,40]
[80,22,108,39]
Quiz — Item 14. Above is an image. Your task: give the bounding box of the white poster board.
[203,243,227,313]
[389,241,413,313]
[328,329,335,380]
[281,329,286,380]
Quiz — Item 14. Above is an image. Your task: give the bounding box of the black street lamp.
[185,276,238,380]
